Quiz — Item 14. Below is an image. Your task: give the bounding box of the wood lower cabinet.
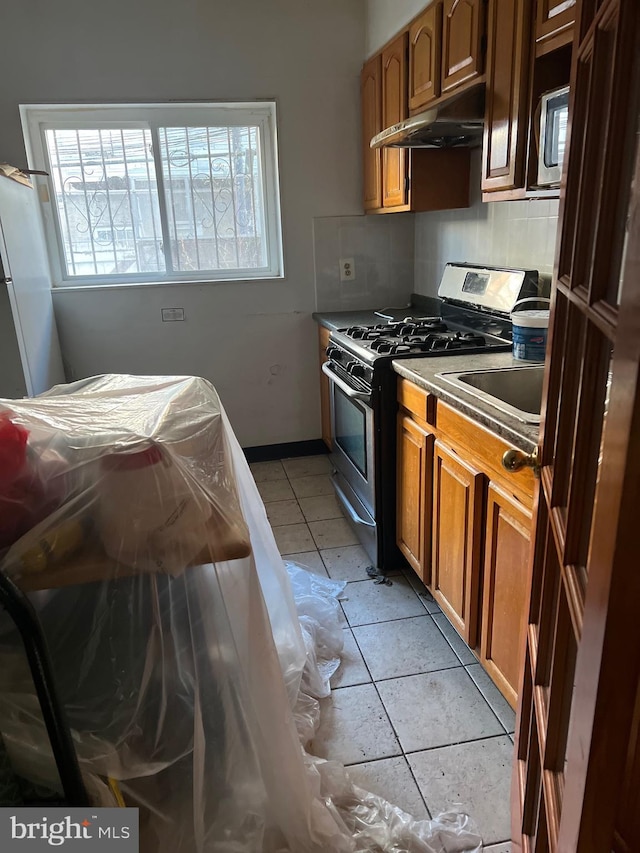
[397,415,435,582]
[482,0,532,193]
[397,378,536,704]
[382,33,409,208]
[409,2,443,112]
[441,0,485,94]
[432,441,484,646]
[480,484,532,708]
[361,55,383,212]
[318,326,331,450]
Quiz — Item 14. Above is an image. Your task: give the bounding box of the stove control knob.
[347,362,366,378]
[326,346,339,359]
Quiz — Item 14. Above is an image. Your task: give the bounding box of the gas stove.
[322,263,541,573]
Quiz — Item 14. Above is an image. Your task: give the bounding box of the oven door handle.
[331,474,376,529]
[321,362,371,403]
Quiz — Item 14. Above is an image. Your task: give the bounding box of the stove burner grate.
[368,330,488,355]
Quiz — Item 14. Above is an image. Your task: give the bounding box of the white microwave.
[537,86,569,187]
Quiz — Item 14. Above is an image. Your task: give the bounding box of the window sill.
[51,275,286,293]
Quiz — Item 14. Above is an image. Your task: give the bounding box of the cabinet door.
[481,0,532,193]
[397,415,435,583]
[432,442,484,646]
[535,0,576,51]
[409,3,443,113]
[318,326,332,450]
[381,33,409,208]
[361,54,383,211]
[441,0,485,94]
[480,485,531,707]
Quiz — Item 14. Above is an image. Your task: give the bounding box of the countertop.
[312,295,442,332]
[392,352,540,453]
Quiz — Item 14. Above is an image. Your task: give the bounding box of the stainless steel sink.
[436,365,544,424]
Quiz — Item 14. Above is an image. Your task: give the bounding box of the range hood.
[371,85,485,149]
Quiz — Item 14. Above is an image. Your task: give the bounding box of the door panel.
[396,415,434,582]
[482,0,532,192]
[442,0,485,93]
[382,33,408,208]
[480,485,532,707]
[512,1,640,850]
[409,3,443,112]
[361,55,382,211]
[432,441,484,645]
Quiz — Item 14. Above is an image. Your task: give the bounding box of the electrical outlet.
[339,257,356,282]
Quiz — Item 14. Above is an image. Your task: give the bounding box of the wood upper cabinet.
[482,0,532,193]
[432,441,484,646]
[397,414,435,583]
[480,485,531,708]
[535,0,576,53]
[318,326,332,450]
[381,32,409,208]
[409,2,443,113]
[361,54,383,211]
[441,0,485,94]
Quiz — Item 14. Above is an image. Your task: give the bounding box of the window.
[21,103,283,285]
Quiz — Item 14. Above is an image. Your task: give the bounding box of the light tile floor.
[250,455,515,851]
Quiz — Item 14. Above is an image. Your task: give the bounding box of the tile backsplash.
[313,214,415,311]
[314,151,559,310]
[414,149,559,297]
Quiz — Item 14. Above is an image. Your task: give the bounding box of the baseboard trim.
[243,439,328,463]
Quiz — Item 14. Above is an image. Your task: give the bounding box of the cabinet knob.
[502,447,540,478]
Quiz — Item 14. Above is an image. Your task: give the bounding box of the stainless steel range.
[322,263,540,571]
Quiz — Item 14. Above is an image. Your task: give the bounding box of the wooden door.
[397,414,435,583]
[536,0,576,52]
[361,54,382,211]
[432,441,484,646]
[318,326,331,450]
[441,0,485,94]
[512,0,640,849]
[409,2,443,113]
[381,33,408,208]
[480,485,532,709]
[481,0,532,193]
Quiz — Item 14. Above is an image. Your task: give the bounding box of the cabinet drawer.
[398,378,436,425]
[436,402,535,503]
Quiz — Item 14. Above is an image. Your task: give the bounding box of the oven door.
[322,362,378,564]
[322,362,376,517]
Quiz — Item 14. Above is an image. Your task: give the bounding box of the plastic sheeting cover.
[0,375,483,853]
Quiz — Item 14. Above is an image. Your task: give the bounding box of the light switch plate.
[161,308,185,322]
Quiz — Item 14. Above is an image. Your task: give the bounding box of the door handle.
[502,447,541,478]
[331,474,376,528]
[321,362,371,402]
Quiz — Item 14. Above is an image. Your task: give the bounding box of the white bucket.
[512,298,551,362]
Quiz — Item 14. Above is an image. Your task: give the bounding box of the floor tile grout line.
[463,664,515,737]
[338,610,440,629]
[347,624,433,820]
[426,613,513,736]
[403,730,513,756]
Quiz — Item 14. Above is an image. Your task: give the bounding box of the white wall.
[0,0,366,447]
[414,151,559,296]
[366,0,429,56]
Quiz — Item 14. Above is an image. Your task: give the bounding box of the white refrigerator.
[0,174,66,398]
